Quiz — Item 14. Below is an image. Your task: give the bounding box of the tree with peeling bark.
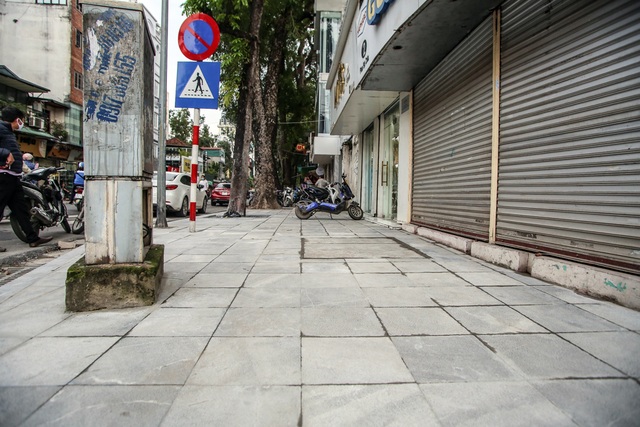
[183,0,315,215]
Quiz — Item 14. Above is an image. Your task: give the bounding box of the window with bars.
[74,71,83,90]
[75,29,82,48]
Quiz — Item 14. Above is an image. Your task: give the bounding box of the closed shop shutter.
[498,0,640,272]
[412,16,493,239]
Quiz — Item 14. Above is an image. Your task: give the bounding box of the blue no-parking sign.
[175,61,220,109]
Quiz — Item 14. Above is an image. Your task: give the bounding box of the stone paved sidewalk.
[1,210,639,426]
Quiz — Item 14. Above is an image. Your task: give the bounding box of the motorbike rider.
[0,106,52,249]
[22,153,38,171]
[71,161,85,202]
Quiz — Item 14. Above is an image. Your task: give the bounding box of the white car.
[152,172,208,216]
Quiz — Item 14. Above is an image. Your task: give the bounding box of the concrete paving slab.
[297,273,360,288]
[168,254,218,263]
[405,272,471,287]
[40,307,152,337]
[162,385,300,426]
[393,336,520,383]
[575,302,640,331]
[162,262,208,274]
[480,334,624,379]
[533,285,602,304]
[303,384,439,426]
[301,307,385,337]
[514,304,625,333]
[391,260,447,273]
[362,287,437,307]
[163,287,237,308]
[424,286,503,306]
[211,253,261,263]
[251,261,301,274]
[232,288,300,308]
[560,331,640,377]
[214,308,300,337]
[347,261,401,273]
[0,386,62,427]
[184,272,247,288]
[445,306,548,334]
[302,337,414,384]
[430,258,487,272]
[259,253,303,262]
[244,273,302,288]
[301,287,369,308]
[72,337,208,385]
[420,381,575,427]
[0,299,71,337]
[354,273,414,287]
[376,308,469,336]
[482,285,566,305]
[127,308,225,337]
[0,285,60,311]
[199,262,253,274]
[188,337,300,385]
[458,271,528,286]
[0,337,119,386]
[532,379,640,427]
[0,336,28,356]
[19,385,180,427]
[301,261,351,274]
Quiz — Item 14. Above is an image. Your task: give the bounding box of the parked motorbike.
[72,202,85,235]
[9,167,71,242]
[73,185,84,211]
[294,174,364,220]
[277,186,295,207]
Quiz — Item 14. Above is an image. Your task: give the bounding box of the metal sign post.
[176,13,221,232]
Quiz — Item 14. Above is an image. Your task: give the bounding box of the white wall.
[1,0,71,103]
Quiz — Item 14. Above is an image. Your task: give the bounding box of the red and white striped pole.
[189,108,200,232]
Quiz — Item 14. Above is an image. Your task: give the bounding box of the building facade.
[318,0,640,275]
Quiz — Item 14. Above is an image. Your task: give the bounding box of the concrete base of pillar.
[65,244,164,312]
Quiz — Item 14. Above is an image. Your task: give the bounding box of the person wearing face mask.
[0,106,53,249]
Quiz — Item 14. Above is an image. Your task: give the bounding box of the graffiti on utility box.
[83,8,137,123]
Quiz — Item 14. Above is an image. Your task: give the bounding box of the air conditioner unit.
[28,117,46,129]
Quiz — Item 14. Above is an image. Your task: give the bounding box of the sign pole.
[189,108,200,232]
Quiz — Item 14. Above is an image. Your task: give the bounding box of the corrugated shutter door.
[412,16,493,239]
[498,0,640,272]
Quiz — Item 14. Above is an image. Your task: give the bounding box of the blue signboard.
[175,61,220,109]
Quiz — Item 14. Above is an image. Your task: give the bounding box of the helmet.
[78,162,84,169]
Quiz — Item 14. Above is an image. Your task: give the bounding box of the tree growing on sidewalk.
[183,0,315,215]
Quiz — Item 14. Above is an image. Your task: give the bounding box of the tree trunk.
[251,8,289,210]
[226,0,264,216]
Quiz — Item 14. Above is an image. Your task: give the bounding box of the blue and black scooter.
[294,174,364,220]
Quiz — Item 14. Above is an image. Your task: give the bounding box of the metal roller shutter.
[412,16,493,239]
[498,0,640,272]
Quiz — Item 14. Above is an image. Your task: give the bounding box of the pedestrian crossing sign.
[175,61,220,109]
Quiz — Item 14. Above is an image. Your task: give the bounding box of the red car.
[211,182,231,205]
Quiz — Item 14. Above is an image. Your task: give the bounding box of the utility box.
[81,0,155,264]
[67,0,163,312]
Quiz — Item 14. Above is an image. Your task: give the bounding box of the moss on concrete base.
[65,244,164,312]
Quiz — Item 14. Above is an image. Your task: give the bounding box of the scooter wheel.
[294,204,314,220]
[348,204,364,220]
[61,218,71,233]
[71,217,84,234]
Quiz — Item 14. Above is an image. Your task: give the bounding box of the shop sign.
[367,0,395,25]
